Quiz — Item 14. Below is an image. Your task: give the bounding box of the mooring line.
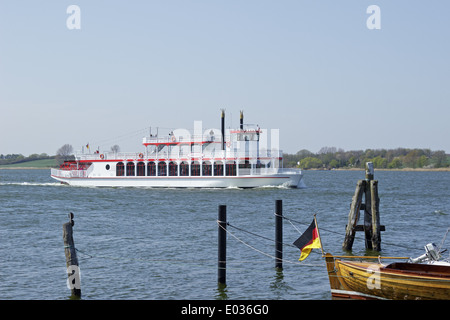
[226,222,296,249]
[217,220,323,266]
[276,212,431,254]
[72,248,221,266]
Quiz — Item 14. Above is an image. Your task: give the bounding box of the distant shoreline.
[0,167,54,170]
[0,158,57,169]
[1,166,450,172]
[305,167,450,172]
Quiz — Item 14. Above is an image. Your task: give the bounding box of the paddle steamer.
[51,111,303,188]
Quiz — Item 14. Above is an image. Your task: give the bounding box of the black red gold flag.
[293,218,321,261]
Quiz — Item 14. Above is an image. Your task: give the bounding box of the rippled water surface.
[1,169,449,299]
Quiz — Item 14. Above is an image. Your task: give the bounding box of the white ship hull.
[51,169,303,188]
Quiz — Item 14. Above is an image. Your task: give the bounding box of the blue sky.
[1,1,449,156]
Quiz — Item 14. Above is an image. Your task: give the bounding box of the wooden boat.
[308,214,450,300]
[325,253,450,300]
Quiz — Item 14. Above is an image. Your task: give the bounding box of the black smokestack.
[221,109,225,150]
[240,110,243,130]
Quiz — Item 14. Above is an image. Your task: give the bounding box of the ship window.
[202,161,212,176]
[169,162,178,176]
[180,161,189,176]
[191,161,200,176]
[239,161,251,169]
[137,162,145,176]
[147,162,156,176]
[158,162,167,176]
[226,161,236,176]
[126,162,135,176]
[106,164,110,170]
[116,162,125,176]
[214,162,224,176]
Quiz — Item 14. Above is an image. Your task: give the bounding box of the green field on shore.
[0,158,57,169]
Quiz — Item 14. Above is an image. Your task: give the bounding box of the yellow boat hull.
[325,253,450,300]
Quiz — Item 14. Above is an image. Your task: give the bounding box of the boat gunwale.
[337,259,450,281]
[325,252,450,300]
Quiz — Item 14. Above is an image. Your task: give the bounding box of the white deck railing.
[51,164,93,178]
[75,149,283,162]
[51,168,86,178]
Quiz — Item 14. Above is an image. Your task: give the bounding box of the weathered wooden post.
[342,162,383,251]
[364,162,374,249]
[218,205,227,285]
[275,200,283,270]
[63,212,81,298]
[342,180,365,251]
[370,180,381,251]
[365,163,381,251]
[365,161,374,180]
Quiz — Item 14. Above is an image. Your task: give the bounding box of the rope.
[226,222,296,249]
[223,213,450,263]
[65,214,450,268]
[278,212,438,254]
[438,227,450,253]
[217,220,323,266]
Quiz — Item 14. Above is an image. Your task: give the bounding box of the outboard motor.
[409,243,441,263]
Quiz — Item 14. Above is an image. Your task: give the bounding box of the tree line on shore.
[284,147,450,169]
[0,144,73,166]
[2,145,450,170]
[0,153,54,165]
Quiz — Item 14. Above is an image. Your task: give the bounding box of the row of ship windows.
[110,161,246,177]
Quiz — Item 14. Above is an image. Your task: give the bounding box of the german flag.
[293,218,322,261]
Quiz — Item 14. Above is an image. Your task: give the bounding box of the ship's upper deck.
[75,115,283,164]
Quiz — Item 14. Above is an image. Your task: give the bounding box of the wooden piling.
[363,168,373,250]
[365,161,374,180]
[63,212,81,298]
[342,162,383,251]
[342,180,365,251]
[275,200,283,270]
[370,180,381,251]
[218,205,227,285]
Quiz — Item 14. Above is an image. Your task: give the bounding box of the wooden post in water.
[342,162,383,251]
[363,162,374,250]
[371,180,381,251]
[217,205,227,285]
[342,180,365,251]
[365,161,374,180]
[275,200,283,270]
[63,212,81,298]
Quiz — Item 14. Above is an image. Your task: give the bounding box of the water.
[0,169,449,300]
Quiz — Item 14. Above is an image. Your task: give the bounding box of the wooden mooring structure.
[342,162,384,251]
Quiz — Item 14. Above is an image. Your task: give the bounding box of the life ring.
[138,153,144,159]
[100,154,104,159]
[171,135,176,142]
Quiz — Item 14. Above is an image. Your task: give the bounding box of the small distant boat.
[325,243,450,300]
